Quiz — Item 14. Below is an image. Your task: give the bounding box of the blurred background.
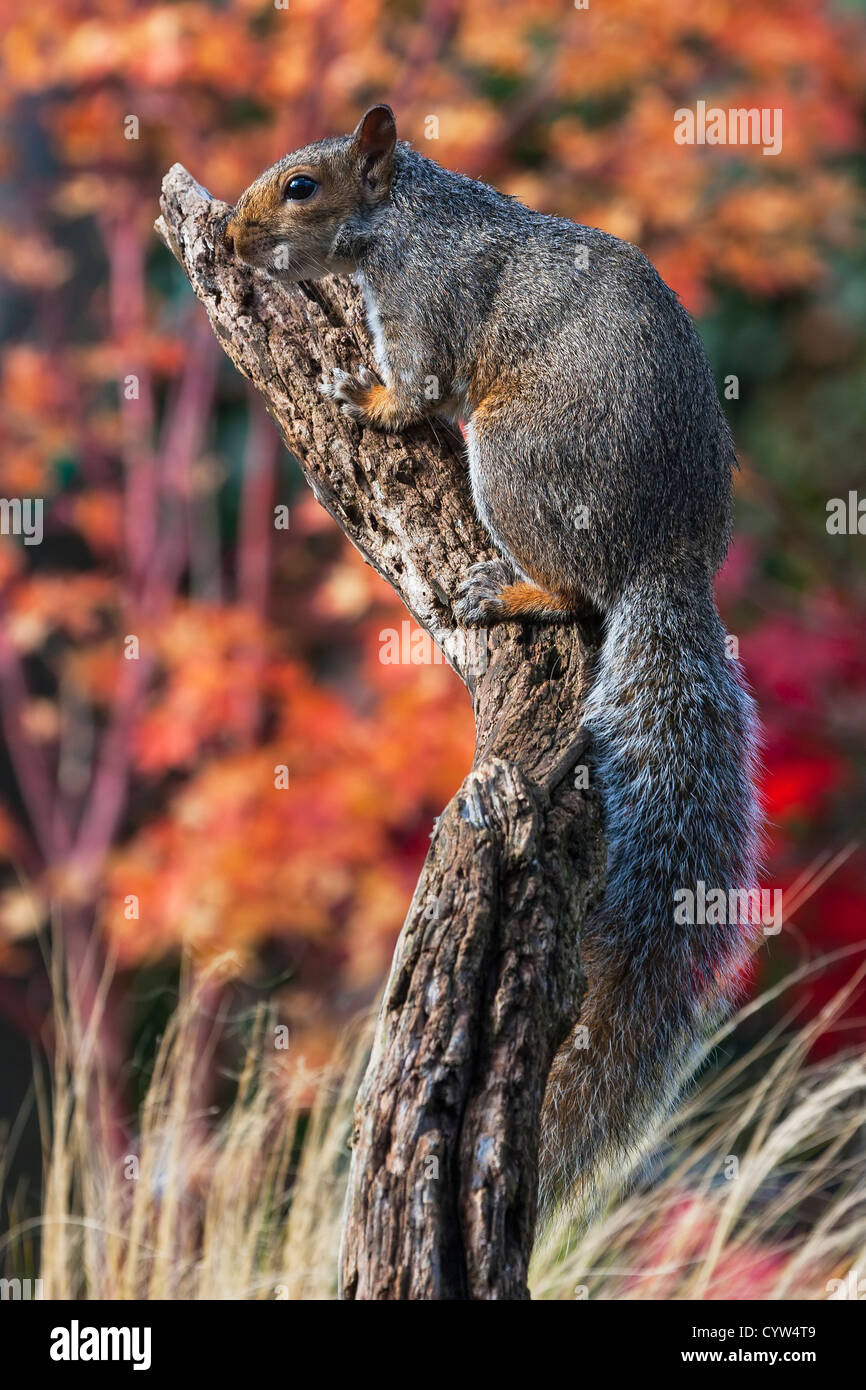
[0,0,864,1250]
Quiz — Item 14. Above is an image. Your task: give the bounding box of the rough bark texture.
[155,164,606,1300]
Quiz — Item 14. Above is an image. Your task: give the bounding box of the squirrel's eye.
[284,175,318,201]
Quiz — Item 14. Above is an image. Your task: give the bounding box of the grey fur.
[228,112,763,1213]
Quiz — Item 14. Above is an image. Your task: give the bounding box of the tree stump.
[155,164,605,1300]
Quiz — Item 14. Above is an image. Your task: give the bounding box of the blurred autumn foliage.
[0,0,865,1144]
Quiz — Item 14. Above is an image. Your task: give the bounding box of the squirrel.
[225,105,762,1214]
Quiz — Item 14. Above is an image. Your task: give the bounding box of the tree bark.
[155,164,606,1300]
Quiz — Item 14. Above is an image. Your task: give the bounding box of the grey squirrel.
[225,106,762,1212]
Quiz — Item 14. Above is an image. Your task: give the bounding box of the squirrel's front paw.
[453,559,514,627]
[319,365,382,421]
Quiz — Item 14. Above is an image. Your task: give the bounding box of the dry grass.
[3,955,369,1300]
[2,947,865,1300]
[532,946,866,1299]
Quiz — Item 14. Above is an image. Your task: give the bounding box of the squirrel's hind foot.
[454,560,577,627]
[319,365,414,432]
[453,559,515,626]
[318,365,383,421]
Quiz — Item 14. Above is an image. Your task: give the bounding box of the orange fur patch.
[498,581,574,618]
[359,383,403,427]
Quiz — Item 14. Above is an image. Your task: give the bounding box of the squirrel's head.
[224,105,397,281]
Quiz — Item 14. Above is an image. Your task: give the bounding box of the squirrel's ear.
[351,104,397,195]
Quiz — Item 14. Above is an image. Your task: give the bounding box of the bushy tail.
[539,573,762,1216]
